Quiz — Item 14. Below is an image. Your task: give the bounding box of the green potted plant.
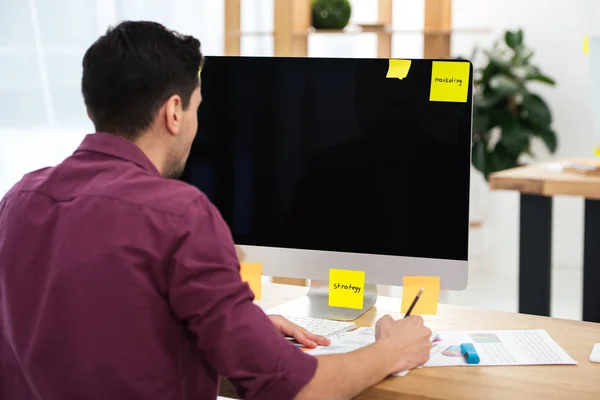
[311,0,352,30]
[468,29,558,180]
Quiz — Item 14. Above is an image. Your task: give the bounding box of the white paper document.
[305,327,375,356]
[305,327,410,375]
[425,329,577,367]
[304,328,575,377]
[328,327,376,348]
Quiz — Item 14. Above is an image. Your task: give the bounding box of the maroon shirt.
[0,132,317,400]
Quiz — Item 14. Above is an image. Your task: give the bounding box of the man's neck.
[133,132,168,177]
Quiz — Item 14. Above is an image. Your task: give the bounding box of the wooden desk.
[489,159,600,322]
[220,283,600,399]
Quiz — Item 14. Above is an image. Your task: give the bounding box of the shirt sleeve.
[168,197,317,400]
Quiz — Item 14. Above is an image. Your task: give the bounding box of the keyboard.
[283,315,357,337]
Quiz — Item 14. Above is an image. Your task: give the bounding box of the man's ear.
[165,94,183,136]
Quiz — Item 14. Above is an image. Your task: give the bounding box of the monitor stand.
[267,280,378,321]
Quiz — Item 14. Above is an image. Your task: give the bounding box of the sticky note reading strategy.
[386,59,412,80]
[429,61,470,103]
[328,269,365,309]
[240,262,262,300]
[401,276,441,315]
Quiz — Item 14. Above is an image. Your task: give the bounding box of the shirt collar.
[74,132,161,176]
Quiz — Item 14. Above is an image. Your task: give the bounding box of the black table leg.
[583,199,600,322]
[519,194,552,316]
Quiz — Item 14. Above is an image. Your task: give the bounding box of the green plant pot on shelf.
[312,0,352,30]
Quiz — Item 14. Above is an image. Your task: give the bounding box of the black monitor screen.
[180,56,472,262]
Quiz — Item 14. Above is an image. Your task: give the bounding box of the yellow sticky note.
[328,269,365,309]
[584,35,590,54]
[429,61,470,103]
[240,262,262,300]
[401,276,441,315]
[386,59,412,80]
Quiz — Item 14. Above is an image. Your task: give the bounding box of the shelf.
[225,31,273,37]
[225,26,490,38]
[308,25,391,35]
[397,28,490,35]
[224,0,486,59]
[308,25,490,36]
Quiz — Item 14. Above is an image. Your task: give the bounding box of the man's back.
[0,133,316,400]
[0,132,206,399]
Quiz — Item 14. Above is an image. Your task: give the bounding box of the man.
[0,21,432,400]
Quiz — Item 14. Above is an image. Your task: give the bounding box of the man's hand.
[375,314,432,374]
[295,315,432,399]
[268,314,331,349]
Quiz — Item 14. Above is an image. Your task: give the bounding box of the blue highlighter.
[460,343,480,364]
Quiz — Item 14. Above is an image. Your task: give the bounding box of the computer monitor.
[180,56,472,320]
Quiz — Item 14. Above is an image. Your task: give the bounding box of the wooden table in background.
[220,283,600,399]
[489,159,600,322]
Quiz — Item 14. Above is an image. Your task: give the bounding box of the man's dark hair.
[81,21,204,140]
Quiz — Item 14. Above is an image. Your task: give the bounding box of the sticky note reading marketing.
[401,276,441,315]
[240,262,262,300]
[429,61,470,103]
[386,59,412,80]
[328,269,365,309]
[584,35,590,54]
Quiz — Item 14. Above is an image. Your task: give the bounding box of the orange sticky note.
[328,269,365,309]
[401,276,440,315]
[240,262,262,300]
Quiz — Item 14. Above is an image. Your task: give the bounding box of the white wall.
[0,0,223,194]
[1,0,598,283]
[454,0,597,276]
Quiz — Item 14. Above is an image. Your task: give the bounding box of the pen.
[404,287,424,318]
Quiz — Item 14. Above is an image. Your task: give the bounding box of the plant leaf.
[525,73,556,85]
[474,91,504,109]
[514,48,535,66]
[512,66,529,80]
[479,52,512,85]
[521,49,534,64]
[483,51,512,72]
[523,93,552,128]
[505,31,521,49]
[489,75,522,96]
[500,117,531,155]
[472,140,487,177]
[488,141,520,174]
[535,128,558,153]
[516,30,524,47]
[473,112,491,134]
[487,108,513,127]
